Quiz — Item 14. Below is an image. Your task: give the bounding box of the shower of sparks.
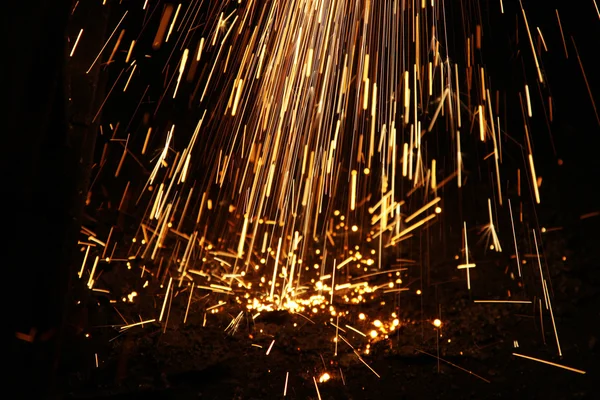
[67,0,597,393]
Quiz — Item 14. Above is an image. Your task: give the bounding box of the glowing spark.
[86,11,128,73]
[512,353,585,374]
[69,29,83,57]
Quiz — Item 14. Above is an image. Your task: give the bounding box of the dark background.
[5,0,599,398]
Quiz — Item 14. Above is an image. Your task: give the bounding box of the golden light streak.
[544,279,563,356]
[404,197,441,223]
[238,215,249,257]
[119,319,156,331]
[231,79,244,116]
[86,256,100,289]
[173,48,189,98]
[478,105,485,141]
[269,237,282,301]
[345,324,366,337]
[183,283,194,324]
[512,353,585,374]
[165,3,182,43]
[69,29,84,57]
[525,85,533,117]
[402,142,409,177]
[388,214,437,246]
[528,154,541,204]
[536,27,548,52]
[353,350,381,378]
[461,222,473,290]
[107,29,125,65]
[123,64,137,92]
[158,277,173,322]
[427,88,449,132]
[313,377,322,400]
[519,2,544,83]
[350,170,357,210]
[508,200,522,277]
[78,246,90,279]
[336,256,355,270]
[206,301,226,311]
[431,159,437,190]
[556,10,569,59]
[415,349,490,383]
[572,37,600,127]
[266,339,275,355]
[474,300,531,304]
[87,11,128,73]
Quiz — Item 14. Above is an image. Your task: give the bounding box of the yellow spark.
[69,29,84,57]
[512,353,585,374]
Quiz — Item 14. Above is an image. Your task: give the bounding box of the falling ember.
[318,372,331,383]
[69,28,83,57]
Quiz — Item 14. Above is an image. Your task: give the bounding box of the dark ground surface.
[54,189,600,400]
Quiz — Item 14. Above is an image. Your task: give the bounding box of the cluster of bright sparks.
[70,0,596,392]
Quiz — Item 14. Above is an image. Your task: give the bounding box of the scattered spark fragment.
[69,29,83,57]
[313,376,322,400]
[512,353,586,374]
[266,339,275,355]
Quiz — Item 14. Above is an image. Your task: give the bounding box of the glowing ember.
[318,372,331,383]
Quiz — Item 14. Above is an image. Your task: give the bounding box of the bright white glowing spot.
[433,318,442,328]
[435,206,442,214]
[319,373,331,383]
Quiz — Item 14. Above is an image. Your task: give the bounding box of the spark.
[86,11,128,74]
[313,376,322,400]
[69,29,84,57]
[119,319,156,331]
[512,353,585,374]
[416,349,491,383]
